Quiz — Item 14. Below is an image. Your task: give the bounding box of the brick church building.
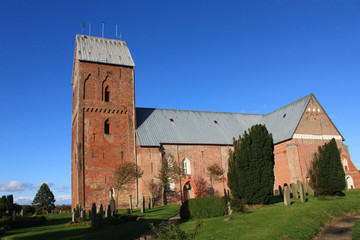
[71,35,360,209]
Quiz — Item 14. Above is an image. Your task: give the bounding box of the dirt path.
[315,215,360,240]
[134,214,181,240]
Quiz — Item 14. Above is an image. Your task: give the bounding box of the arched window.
[104,119,110,134]
[182,158,191,175]
[346,175,355,190]
[105,86,110,102]
[342,159,349,171]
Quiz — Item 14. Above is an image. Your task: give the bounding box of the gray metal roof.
[75,34,135,67]
[136,94,313,146]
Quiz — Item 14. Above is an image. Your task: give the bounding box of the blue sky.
[1,0,359,205]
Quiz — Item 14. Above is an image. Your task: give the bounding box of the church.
[71,34,360,209]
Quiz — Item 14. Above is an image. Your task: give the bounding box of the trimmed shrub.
[230,198,246,212]
[180,197,227,219]
[0,216,46,228]
[22,205,36,216]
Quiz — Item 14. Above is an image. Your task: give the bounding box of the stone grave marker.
[209,187,214,197]
[12,211,16,221]
[290,183,298,199]
[299,182,306,203]
[72,212,76,222]
[278,185,283,196]
[141,196,145,213]
[129,195,133,213]
[150,197,153,209]
[306,182,315,196]
[283,186,291,206]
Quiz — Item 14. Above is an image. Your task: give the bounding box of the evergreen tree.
[309,138,346,196]
[32,183,56,213]
[227,124,274,204]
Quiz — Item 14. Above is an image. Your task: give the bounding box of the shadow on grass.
[10,218,162,240]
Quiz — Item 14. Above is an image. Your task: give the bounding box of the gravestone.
[141,196,145,213]
[72,212,76,222]
[109,187,116,216]
[87,210,91,218]
[283,186,291,206]
[150,197,153,209]
[290,183,298,199]
[20,209,24,217]
[99,204,103,220]
[80,209,84,218]
[306,182,315,196]
[106,205,111,218]
[299,182,306,203]
[129,195,133,213]
[278,185,283,196]
[12,211,16,221]
[126,208,131,215]
[209,187,214,197]
[91,203,100,230]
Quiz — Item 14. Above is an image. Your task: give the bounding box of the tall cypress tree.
[309,138,346,196]
[228,124,274,204]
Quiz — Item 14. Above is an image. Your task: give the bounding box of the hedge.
[180,197,227,219]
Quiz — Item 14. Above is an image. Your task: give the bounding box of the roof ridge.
[76,34,127,43]
[135,107,264,116]
[265,93,313,116]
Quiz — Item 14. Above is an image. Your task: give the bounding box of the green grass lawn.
[3,204,180,240]
[180,190,360,240]
[353,220,360,239]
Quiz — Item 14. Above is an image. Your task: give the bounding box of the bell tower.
[71,35,136,209]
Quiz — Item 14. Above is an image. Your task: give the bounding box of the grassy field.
[353,220,360,239]
[180,190,360,240]
[3,204,180,240]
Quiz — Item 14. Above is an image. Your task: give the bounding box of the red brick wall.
[71,59,135,210]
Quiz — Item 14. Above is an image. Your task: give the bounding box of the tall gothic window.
[182,158,191,175]
[105,86,110,102]
[104,119,110,134]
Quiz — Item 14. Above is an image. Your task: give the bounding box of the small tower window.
[104,119,110,134]
[105,86,110,102]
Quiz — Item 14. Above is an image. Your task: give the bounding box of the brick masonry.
[72,46,360,210]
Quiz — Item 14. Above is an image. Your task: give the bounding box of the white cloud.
[0,181,33,192]
[55,185,70,192]
[14,196,33,205]
[55,195,71,205]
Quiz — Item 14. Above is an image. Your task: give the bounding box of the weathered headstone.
[20,209,24,217]
[283,186,291,206]
[99,204,103,220]
[150,197,153,209]
[91,203,96,230]
[109,187,116,216]
[278,185,283,196]
[106,205,111,218]
[209,187,214,197]
[72,212,76,222]
[129,195,133,213]
[299,182,306,203]
[12,211,16,221]
[80,209,84,218]
[87,210,91,218]
[306,182,314,196]
[141,196,145,213]
[126,208,131,215]
[290,183,298,199]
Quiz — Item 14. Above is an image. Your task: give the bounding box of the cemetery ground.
[2,204,180,239]
[3,190,360,239]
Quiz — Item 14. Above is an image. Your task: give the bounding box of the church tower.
[71,35,136,209]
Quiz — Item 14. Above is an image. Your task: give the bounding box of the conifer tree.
[309,138,346,196]
[32,183,56,213]
[228,124,274,204]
